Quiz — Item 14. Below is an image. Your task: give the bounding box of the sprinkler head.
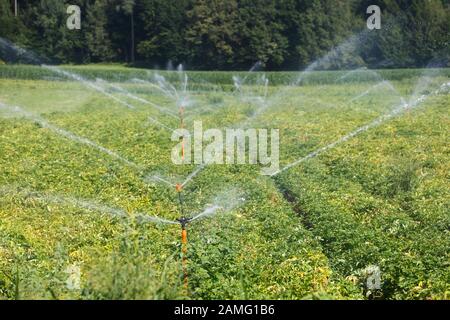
[176,183,183,192]
[177,217,192,229]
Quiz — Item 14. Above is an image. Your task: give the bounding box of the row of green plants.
[274,93,449,299]
[1,65,449,87]
[0,79,361,299]
[0,71,448,299]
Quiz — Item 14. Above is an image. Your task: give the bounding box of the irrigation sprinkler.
[167,187,241,294]
[3,183,228,296]
[176,181,188,291]
[173,88,194,293]
[175,180,190,292]
[172,183,239,294]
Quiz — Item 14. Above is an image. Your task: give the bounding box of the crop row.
[1,65,449,87]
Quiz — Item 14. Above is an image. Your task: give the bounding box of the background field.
[0,65,449,299]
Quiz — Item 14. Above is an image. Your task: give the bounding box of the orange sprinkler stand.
[182,228,187,245]
[176,183,183,192]
[177,217,191,293]
[181,227,188,291]
[182,225,188,287]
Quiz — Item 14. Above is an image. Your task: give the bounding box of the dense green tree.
[104,0,136,62]
[360,0,449,68]
[295,0,360,69]
[84,0,115,62]
[233,0,288,69]
[276,0,308,70]
[136,0,190,66]
[120,0,136,62]
[0,0,448,69]
[185,0,239,69]
[407,0,449,66]
[0,0,25,42]
[23,0,85,63]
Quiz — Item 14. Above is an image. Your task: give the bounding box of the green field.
[0,65,449,300]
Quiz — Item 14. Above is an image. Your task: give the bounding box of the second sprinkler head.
[177,217,192,229]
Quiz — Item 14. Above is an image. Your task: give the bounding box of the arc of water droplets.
[131,78,178,102]
[145,164,206,189]
[0,101,188,195]
[349,80,406,105]
[276,70,405,122]
[238,29,406,125]
[291,31,372,87]
[42,65,176,133]
[271,77,404,117]
[177,68,377,187]
[0,102,142,170]
[44,64,198,190]
[0,185,247,226]
[0,38,176,132]
[233,63,406,132]
[146,62,425,189]
[179,68,406,188]
[334,67,368,83]
[147,174,177,187]
[271,81,449,177]
[190,205,222,222]
[95,78,178,119]
[0,185,177,225]
[181,164,207,188]
[140,68,205,190]
[175,64,272,186]
[189,189,246,222]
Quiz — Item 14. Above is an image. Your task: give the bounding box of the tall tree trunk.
[130,10,135,63]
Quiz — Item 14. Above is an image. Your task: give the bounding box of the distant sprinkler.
[175,183,185,215]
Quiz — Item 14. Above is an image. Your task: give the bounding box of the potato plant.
[0,66,448,299]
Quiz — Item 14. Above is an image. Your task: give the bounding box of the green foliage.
[1,64,449,86]
[1,0,448,69]
[233,0,288,69]
[272,86,450,299]
[0,67,448,300]
[185,0,238,69]
[295,0,360,68]
[84,0,115,62]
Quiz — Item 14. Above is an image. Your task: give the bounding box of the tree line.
[0,0,448,70]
